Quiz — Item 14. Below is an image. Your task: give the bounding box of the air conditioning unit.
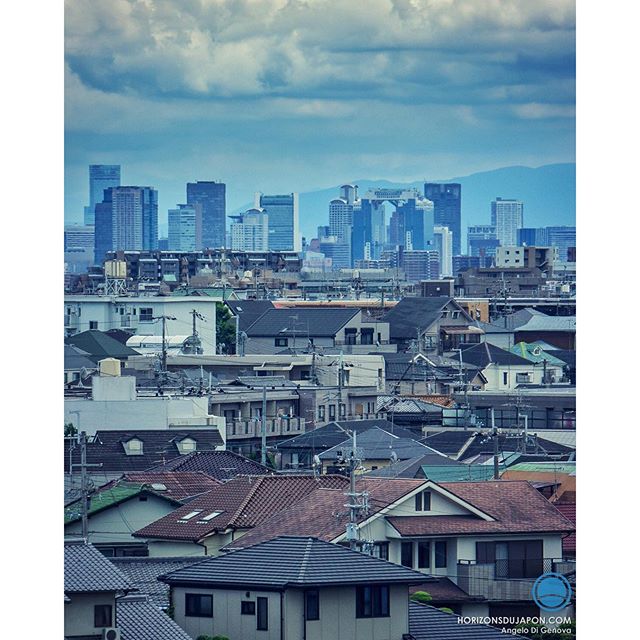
[102,628,121,640]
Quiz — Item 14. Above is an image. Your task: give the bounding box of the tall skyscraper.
[433,226,453,277]
[491,197,523,246]
[545,226,576,262]
[424,183,462,255]
[329,184,357,242]
[168,203,202,251]
[186,181,226,249]
[85,165,120,225]
[256,192,300,251]
[468,225,500,257]
[94,186,158,264]
[230,208,269,251]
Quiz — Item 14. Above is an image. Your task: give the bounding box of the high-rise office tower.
[319,236,351,270]
[517,227,547,247]
[468,225,500,257]
[64,225,95,252]
[403,250,440,282]
[491,197,523,246]
[433,226,453,277]
[545,226,576,262]
[424,183,462,255]
[168,203,202,251]
[329,184,357,242]
[387,193,434,251]
[85,165,121,225]
[186,181,226,249]
[230,208,269,251]
[255,192,300,251]
[94,186,158,264]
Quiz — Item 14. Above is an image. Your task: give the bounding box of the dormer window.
[415,491,431,512]
[123,438,143,456]
[177,437,197,455]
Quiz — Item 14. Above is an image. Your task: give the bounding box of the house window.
[356,585,390,618]
[339,403,346,417]
[502,372,508,386]
[89,321,98,330]
[374,542,389,561]
[124,438,143,456]
[177,437,197,454]
[185,593,213,617]
[401,541,413,568]
[435,541,447,568]
[275,337,289,347]
[476,542,496,564]
[94,604,113,627]
[257,596,268,630]
[418,542,430,568]
[318,405,325,420]
[345,328,357,345]
[241,601,255,615]
[415,491,431,511]
[361,328,374,345]
[516,373,531,384]
[305,590,320,621]
[329,404,336,419]
[139,308,153,322]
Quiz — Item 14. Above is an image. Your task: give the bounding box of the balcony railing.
[227,417,305,439]
[457,558,573,601]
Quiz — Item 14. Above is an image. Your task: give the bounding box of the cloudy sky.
[64,0,575,228]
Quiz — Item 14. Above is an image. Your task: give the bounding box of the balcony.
[227,417,306,440]
[457,559,574,601]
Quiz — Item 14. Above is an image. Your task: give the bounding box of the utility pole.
[71,431,102,541]
[491,409,500,480]
[153,314,176,373]
[261,384,268,466]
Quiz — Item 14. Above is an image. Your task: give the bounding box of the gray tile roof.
[245,308,359,337]
[160,536,428,588]
[64,540,134,593]
[117,595,194,640]
[64,344,98,371]
[459,342,532,367]
[383,297,451,339]
[64,330,141,361]
[148,450,271,480]
[112,557,206,608]
[226,300,275,331]
[409,602,524,639]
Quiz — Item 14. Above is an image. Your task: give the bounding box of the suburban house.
[64,343,98,385]
[502,309,576,350]
[243,307,391,354]
[159,535,428,640]
[133,474,349,557]
[64,539,193,640]
[64,330,141,363]
[382,296,483,354]
[511,341,571,383]
[222,478,575,618]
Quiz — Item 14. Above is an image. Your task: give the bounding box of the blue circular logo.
[531,572,572,611]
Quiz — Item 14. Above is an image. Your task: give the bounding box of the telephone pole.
[491,409,500,480]
[153,315,177,372]
[261,384,268,466]
[70,431,102,541]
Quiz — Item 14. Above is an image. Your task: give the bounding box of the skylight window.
[199,511,222,521]
[179,510,203,521]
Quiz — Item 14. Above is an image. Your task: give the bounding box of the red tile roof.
[119,472,221,501]
[387,481,575,536]
[133,474,349,542]
[224,478,428,550]
[553,502,576,552]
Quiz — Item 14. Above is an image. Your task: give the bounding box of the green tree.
[216,303,236,354]
[64,423,77,437]
[410,591,432,603]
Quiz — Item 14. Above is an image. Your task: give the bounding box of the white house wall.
[64,592,116,638]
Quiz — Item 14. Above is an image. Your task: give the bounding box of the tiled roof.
[117,595,195,640]
[147,450,271,480]
[134,474,349,542]
[161,536,428,588]
[383,297,452,339]
[365,454,462,479]
[64,330,141,361]
[511,342,567,366]
[459,342,532,367]
[119,472,221,500]
[507,461,576,474]
[64,539,134,593]
[411,395,456,407]
[554,502,576,552]
[226,300,275,331]
[64,344,98,371]
[516,315,576,333]
[245,307,359,337]
[421,431,474,456]
[64,430,225,475]
[223,478,427,550]
[112,557,206,609]
[410,577,481,602]
[387,481,575,537]
[409,602,522,639]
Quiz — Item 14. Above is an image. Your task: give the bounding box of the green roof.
[64,482,146,524]
[511,342,566,366]
[507,462,576,474]
[419,464,505,482]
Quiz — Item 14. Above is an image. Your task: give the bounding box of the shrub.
[410,591,432,603]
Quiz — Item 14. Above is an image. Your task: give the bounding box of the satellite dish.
[390,451,398,464]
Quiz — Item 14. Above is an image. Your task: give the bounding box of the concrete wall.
[147,539,207,557]
[64,592,116,637]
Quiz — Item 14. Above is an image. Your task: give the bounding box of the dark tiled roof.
[276,420,417,451]
[117,595,195,640]
[64,330,141,361]
[409,602,522,639]
[459,342,532,367]
[64,539,134,593]
[547,349,576,367]
[134,474,348,541]
[226,300,275,331]
[421,431,474,457]
[112,557,206,608]
[459,434,575,462]
[147,450,270,480]
[64,430,225,474]
[245,307,359,337]
[119,472,221,500]
[161,536,428,588]
[365,453,466,479]
[382,297,451,339]
[223,478,427,550]
[554,502,576,552]
[64,344,98,371]
[410,577,481,603]
[387,481,575,537]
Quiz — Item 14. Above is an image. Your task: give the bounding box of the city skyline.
[65,0,575,230]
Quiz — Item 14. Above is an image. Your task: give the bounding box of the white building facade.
[491,198,523,246]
